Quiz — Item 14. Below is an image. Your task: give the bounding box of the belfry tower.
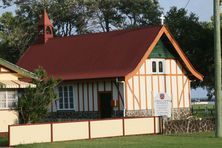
[37,10,53,43]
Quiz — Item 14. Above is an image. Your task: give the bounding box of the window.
[58,86,74,110]
[0,91,6,108]
[159,61,163,72]
[0,90,17,109]
[152,61,157,72]
[46,26,52,34]
[151,59,165,74]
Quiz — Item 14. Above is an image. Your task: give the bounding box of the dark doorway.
[99,92,112,118]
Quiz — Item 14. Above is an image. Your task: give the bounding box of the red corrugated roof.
[17,26,163,80]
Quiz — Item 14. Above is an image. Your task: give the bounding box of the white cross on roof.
[160,14,165,25]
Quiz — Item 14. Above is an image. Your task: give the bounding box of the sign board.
[154,93,171,117]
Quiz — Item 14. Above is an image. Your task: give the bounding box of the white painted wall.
[125,58,191,111]
[52,81,124,112]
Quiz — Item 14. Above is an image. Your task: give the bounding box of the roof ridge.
[51,25,163,41]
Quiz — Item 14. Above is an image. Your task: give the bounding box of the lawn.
[191,104,215,118]
[192,104,215,110]
[0,136,8,147]
[6,132,220,148]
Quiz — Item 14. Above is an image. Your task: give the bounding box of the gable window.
[151,59,165,74]
[159,61,163,73]
[58,86,74,110]
[152,61,157,73]
[0,90,17,109]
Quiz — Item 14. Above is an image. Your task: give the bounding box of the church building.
[17,11,203,119]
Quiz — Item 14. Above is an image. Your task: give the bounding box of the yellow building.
[0,58,35,134]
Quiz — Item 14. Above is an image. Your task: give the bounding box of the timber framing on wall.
[57,80,125,112]
[124,58,191,111]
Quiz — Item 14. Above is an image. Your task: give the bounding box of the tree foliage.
[165,7,214,98]
[0,12,35,63]
[118,0,161,28]
[17,68,60,123]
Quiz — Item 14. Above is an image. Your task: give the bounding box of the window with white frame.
[58,86,74,110]
[159,61,163,73]
[151,59,165,74]
[0,90,18,109]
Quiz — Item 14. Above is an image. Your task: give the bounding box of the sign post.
[154,93,171,118]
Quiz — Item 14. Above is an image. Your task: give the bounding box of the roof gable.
[0,58,36,79]
[149,40,175,59]
[126,26,203,81]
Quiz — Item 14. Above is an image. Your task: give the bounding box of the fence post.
[8,125,10,147]
[153,116,156,134]
[158,116,162,134]
[51,123,53,142]
[122,118,125,136]
[88,121,91,139]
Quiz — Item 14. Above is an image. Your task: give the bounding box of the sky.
[0,0,215,22]
[0,0,211,98]
[158,0,213,21]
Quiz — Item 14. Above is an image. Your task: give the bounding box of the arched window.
[46,26,52,34]
[159,61,163,72]
[152,61,156,73]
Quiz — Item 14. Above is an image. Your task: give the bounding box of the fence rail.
[8,116,162,146]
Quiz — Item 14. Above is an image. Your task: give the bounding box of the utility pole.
[214,0,222,137]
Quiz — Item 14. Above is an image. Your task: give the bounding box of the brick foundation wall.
[45,108,190,121]
[125,108,191,120]
[46,110,124,121]
[125,109,153,117]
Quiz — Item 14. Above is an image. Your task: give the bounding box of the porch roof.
[0,80,36,88]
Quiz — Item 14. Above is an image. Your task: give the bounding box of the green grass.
[13,132,222,148]
[192,104,215,110]
[0,136,8,147]
[191,104,215,118]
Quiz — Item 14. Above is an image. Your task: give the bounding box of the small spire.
[37,9,53,44]
[38,9,53,27]
[160,14,165,25]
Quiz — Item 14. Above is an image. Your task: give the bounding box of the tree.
[17,68,60,123]
[89,0,123,32]
[15,0,94,36]
[165,7,214,98]
[118,0,162,28]
[0,12,35,63]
